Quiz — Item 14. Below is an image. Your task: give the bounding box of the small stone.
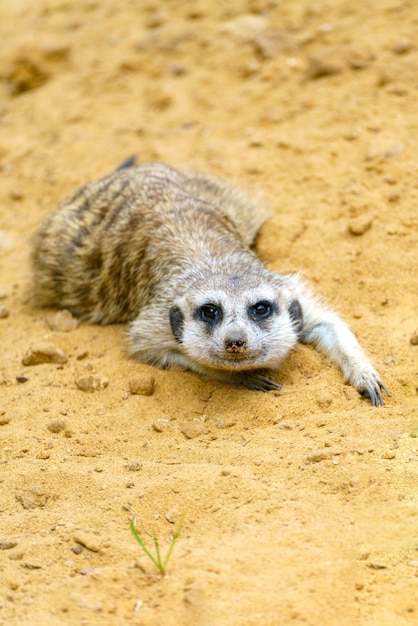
[392,39,412,55]
[221,15,268,42]
[46,309,79,332]
[254,29,297,59]
[16,485,49,509]
[6,56,50,95]
[16,376,29,383]
[127,460,142,471]
[366,138,404,161]
[388,191,400,202]
[381,451,396,460]
[22,343,68,366]
[47,419,66,433]
[0,304,10,318]
[0,230,15,250]
[152,419,166,432]
[348,215,373,236]
[9,189,24,201]
[306,49,345,79]
[72,544,84,555]
[165,508,180,524]
[216,417,237,429]
[367,562,388,570]
[36,451,50,460]
[73,531,101,553]
[181,422,208,439]
[410,331,418,346]
[75,375,108,392]
[129,375,154,396]
[22,561,42,570]
[0,537,18,550]
[306,448,342,463]
[347,50,374,70]
[134,600,143,612]
[316,395,333,409]
[0,413,11,425]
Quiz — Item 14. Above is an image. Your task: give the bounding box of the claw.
[242,373,282,392]
[360,380,390,406]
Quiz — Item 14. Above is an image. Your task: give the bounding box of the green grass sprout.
[130,514,184,575]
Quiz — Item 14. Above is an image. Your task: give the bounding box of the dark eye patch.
[169,305,184,342]
[250,300,273,321]
[288,299,303,335]
[198,303,222,325]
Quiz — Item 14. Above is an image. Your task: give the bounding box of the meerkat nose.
[224,336,248,354]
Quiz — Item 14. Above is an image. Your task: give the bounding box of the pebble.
[36,451,50,459]
[221,15,268,42]
[381,451,396,460]
[46,309,79,332]
[0,230,15,250]
[129,374,155,396]
[152,419,166,432]
[316,394,333,409]
[254,29,297,59]
[0,413,11,425]
[392,39,413,55]
[75,375,109,392]
[306,448,342,463]
[366,138,404,161]
[47,419,67,433]
[16,485,49,509]
[73,531,101,553]
[165,508,180,524]
[348,215,373,236]
[6,55,50,95]
[306,49,345,79]
[22,343,68,366]
[180,421,208,439]
[0,537,18,550]
[216,417,237,429]
[9,189,24,201]
[409,331,418,346]
[0,304,10,318]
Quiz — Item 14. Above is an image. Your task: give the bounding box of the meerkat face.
[169,275,303,371]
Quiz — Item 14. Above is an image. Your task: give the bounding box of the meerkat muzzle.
[224,338,248,354]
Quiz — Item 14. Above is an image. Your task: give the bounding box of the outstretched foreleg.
[286,276,390,406]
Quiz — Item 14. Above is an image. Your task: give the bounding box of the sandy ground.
[0,1,417,624]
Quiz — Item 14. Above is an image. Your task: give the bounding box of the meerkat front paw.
[349,369,390,407]
[240,372,282,392]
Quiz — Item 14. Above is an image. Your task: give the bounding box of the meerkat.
[32,160,389,405]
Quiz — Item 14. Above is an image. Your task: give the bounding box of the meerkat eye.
[251,301,272,320]
[199,304,221,323]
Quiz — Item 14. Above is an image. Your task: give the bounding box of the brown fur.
[33,162,267,324]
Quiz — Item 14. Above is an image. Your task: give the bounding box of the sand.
[0,1,417,624]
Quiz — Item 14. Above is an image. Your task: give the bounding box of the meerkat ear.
[169,305,184,343]
[288,299,303,336]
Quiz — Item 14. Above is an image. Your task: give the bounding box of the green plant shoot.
[130,514,184,575]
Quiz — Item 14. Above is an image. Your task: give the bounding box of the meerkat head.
[169,274,303,372]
